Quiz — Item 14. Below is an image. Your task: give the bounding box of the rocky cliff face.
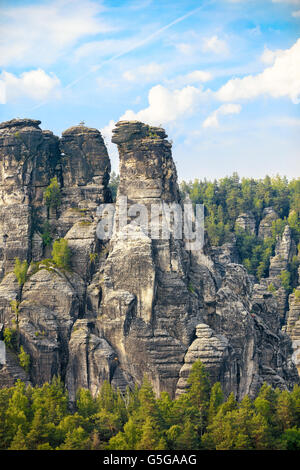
[0,118,298,401]
[283,267,300,375]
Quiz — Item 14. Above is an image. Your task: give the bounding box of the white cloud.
[216,38,300,104]
[260,46,285,64]
[165,69,212,88]
[176,42,195,55]
[203,103,241,128]
[184,70,212,83]
[100,119,119,173]
[120,84,209,126]
[292,9,300,16]
[202,35,229,55]
[0,0,113,67]
[172,31,229,58]
[0,69,61,104]
[122,63,164,82]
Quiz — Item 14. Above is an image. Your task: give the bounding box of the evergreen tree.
[76,388,97,418]
[8,425,28,450]
[44,177,61,211]
[185,360,211,436]
[5,380,30,440]
[59,426,90,450]
[208,382,224,424]
[175,420,199,450]
[136,417,161,450]
[51,238,71,270]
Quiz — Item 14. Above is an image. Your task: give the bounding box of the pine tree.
[185,360,211,435]
[5,380,30,440]
[76,388,97,418]
[90,430,102,450]
[26,409,46,450]
[176,420,199,450]
[276,390,295,431]
[59,426,90,450]
[208,382,224,424]
[136,417,161,450]
[8,425,28,450]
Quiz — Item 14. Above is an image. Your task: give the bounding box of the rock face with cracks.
[0,118,298,402]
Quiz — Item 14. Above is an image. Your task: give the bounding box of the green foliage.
[51,238,71,270]
[89,252,98,263]
[0,367,300,450]
[10,300,20,325]
[14,257,28,286]
[294,289,300,301]
[79,220,91,226]
[108,171,119,202]
[41,221,52,247]
[76,389,97,418]
[3,327,18,351]
[44,177,61,211]
[180,174,300,285]
[280,269,291,292]
[187,282,195,293]
[18,346,30,373]
[267,283,276,293]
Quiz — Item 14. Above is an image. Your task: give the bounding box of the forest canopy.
[0,361,299,451]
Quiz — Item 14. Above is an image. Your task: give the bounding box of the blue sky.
[0,0,299,181]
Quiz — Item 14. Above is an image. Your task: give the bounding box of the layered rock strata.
[0,118,298,400]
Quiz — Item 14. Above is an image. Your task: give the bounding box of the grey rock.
[66,319,117,404]
[258,207,278,240]
[235,212,256,235]
[0,118,298,402]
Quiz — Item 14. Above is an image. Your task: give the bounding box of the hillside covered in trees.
[180,174,300,287]
[0,361,299,451]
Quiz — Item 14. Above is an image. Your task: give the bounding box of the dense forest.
[0,360,299,450]
[180,174,300,286]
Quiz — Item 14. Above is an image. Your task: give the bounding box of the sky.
[0,0,299,182]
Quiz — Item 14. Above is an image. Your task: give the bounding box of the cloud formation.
[120,84,208,125]
[0,0,112,67]
[202,35,229,55]
[202,103,242,128]
[0,69,61,104]
[216,38,300,103]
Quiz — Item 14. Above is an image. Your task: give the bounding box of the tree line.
[0,361,299,450]
[180,174,300,288]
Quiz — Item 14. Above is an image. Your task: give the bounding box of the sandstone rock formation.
[235,212,256,235]
[258,207,278,240]
[0,118,298,400]
[284,267,300,375]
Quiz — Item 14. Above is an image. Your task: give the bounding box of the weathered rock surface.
[0,118,298,402]
[65,319,117,403]
[0,119,61,274]
[0,349,31,389]
[18,268,85,385]
[235,212,256,235]
[176,324,233,397]
[266,225,297,321]
[98,121,200,398]
[269,225,296,278]
[258,207,278,240]
[284,267,300,375]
